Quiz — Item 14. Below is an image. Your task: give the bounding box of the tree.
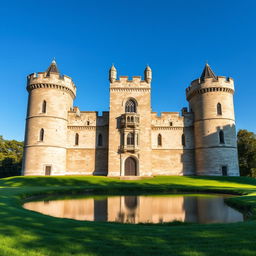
[0,136,23,178]
[237,129,256,177]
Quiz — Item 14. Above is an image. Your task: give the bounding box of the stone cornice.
[68,125,109,130]
[67,147,108,150]
[68,126,96,130]
[194,118,235,123]
[152,148,194,151]
[24,145,66,149]
[186,86,234,101]
[152,126,185,130]
[27,83,76,99]
[110,88,151,92]
[27,115,68,122]
[195,146,237,150]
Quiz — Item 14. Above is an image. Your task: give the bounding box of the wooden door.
[45,166,51,176]
[222,166,227,176]
[125,157,137,176]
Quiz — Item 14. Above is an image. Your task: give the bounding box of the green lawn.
[0,175,256,256]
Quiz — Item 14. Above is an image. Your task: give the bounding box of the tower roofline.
[200,63,217,80]
[46,59,60,76]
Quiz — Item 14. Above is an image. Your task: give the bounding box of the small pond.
[23,194,244,224]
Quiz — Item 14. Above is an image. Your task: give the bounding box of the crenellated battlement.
[186,76,234,101]
[110,75,150,88]
[27,71,76,99]
[23,61,239,177]
[109,65,152,88]
[151,110,194,127]
[68,109,109,127]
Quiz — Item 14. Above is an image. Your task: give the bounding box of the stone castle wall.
[66,111,108,175]
[22,62,240,177]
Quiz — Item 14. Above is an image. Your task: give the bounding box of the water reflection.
[23,195,244,224]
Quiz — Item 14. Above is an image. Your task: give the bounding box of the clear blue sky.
[0,0,256,141]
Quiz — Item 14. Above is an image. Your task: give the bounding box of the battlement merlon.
[151,111,194,127]
[68,109,109,126]
[110,76,151,88]
[26,72,77,99]
[186,76,235,100]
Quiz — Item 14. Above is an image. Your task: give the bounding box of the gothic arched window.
[219,130,225,144]
[217,103,222,115]
[39,128,44,142]
[182,134,186,146]
[98,134,103,146]
[127,132,134,145]
[125,100,136,113]
[157,134,162,146]
[42,100,47,113]
[75,133,79,146]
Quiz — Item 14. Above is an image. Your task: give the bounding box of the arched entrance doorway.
[125,157,137,176]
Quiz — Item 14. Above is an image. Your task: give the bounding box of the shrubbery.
[0,136,23,178]
[237,129,256,177]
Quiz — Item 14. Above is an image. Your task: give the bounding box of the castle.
[22,61,240,176]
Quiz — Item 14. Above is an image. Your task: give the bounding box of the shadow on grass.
[0,197,255,256]
[0,176,256,256]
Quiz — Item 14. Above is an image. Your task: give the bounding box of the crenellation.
[27,70,76,99]
[22,62,239,177]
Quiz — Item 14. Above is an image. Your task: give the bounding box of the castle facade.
[22,61,240,176]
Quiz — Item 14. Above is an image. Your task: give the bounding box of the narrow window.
[127,116,131,122]
[131,116,134,122]
[125,100,136,113]
[39,128,44,141]
[127,132,134,145]
[121,133,124,145]
[217,103,222,115]
[87,121,90,125]
[219,130,225,144]
[169,122,173,126]
[157,134,162,146]
[42,100,47,113]
[75,133,79,145]
[182,134,186,146]
[98,134,103,146]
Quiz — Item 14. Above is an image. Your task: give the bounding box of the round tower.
[22,60,76,176]
[186,64,239,176]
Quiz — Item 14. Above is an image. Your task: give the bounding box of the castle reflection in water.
[24,195,244,224]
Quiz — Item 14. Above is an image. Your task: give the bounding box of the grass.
[0,175,256,256]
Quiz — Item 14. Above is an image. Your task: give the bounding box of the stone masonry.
[22,61,240,176]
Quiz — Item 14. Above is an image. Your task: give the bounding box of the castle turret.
[186,64,239,176]
[109,64,117,83]
[22,60,76,176]
[144,65,152,83]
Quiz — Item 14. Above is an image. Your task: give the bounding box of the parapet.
[151,110,194,128]
[27,71,76,99]
[152,112,184,127]
[68,110,109,127]
[110,75,151,89]
[186,76,235,101]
